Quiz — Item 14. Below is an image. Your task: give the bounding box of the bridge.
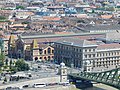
[68,68,120,89]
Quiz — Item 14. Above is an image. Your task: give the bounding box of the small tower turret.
[59,62,68,83]
[8,35,16,58]
[31,39,39,61]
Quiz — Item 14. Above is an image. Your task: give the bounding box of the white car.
[33,83,46,88]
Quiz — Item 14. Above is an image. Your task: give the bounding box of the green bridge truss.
[68,68,120,89]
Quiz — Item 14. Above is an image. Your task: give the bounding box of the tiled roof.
[9,24,27,28]
[101,15,113,19]
[39,44,49,49]
[47,6,65,9]
[97,43,120,50]
[42,16,61,21]
[56,0,69,2]
[4,35,17,40]
[80,24,120,31]
[55,32,74,34]
[56,37,97,47]
[105,32,120,40]
[20,33,105,44]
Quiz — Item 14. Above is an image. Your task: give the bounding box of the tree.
[10,66,17,73]
[22,21,29,24]
[4,77,7,83]
[9,60,12,69]
[0,60,3,67]
[0,53,5,68]
[0,53,5,62]
[16,76,20,81]
[16,6,25,10]
[15,59,29,71]
[5,59,8,65]
[0,16,6,20]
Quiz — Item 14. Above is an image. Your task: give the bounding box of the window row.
[39,49,54,54]
[35,56,54,60]
[97,51,120,57]
[84,49,95,52]
[96,57,120,61]
[84,54,95,58]
[55,45,81,52]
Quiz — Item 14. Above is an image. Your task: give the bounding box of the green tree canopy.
[0,16,6,20]
[22,21,29,24]
[0,53,5,62]
[5,59,8,65]
[0,60,3,67]
[0,53,5,69]
[16,6,25,10]
[15,59,29,71]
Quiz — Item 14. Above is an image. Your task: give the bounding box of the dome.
[60,62,65,67]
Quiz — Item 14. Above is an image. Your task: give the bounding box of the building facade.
[54,37,120,72]
[8,35,54,61]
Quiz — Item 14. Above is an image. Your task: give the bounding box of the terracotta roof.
[4,35,17,40]
[47,6,65,9]
[0,10,12,13]
[9,24,27,28]
[22,34,105,44]
[101,15,113,19]
[42,16,61,21]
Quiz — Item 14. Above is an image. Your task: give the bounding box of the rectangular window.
[79,49,81,52]
[103,53,104,56]
[52,50,54,53]
[89,54,91,58]
[93,54,95,57]
[85,55,87,58]
[89,49,91,52]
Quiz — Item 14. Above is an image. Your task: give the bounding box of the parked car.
[22,84,29,88]
[33,83,46,88]
[6,86,23,90]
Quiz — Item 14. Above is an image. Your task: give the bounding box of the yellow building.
[8,35,54,61]
[8,35,16,58]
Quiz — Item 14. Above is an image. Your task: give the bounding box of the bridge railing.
[68,68,120,89]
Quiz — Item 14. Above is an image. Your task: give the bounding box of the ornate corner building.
[8,35,54,61]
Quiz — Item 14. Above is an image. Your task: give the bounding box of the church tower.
[8,35,16,58]
[59,62,68,83]
[31,39,39,61]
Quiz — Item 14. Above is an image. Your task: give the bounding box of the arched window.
[35,57,38,60]
[48,48,51,54]
[44,50,46,54]
[44,57,47,60]
[52,50,54,54]
[52,56,54,58]
[48,56,51,60]
[40,57,42,59]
